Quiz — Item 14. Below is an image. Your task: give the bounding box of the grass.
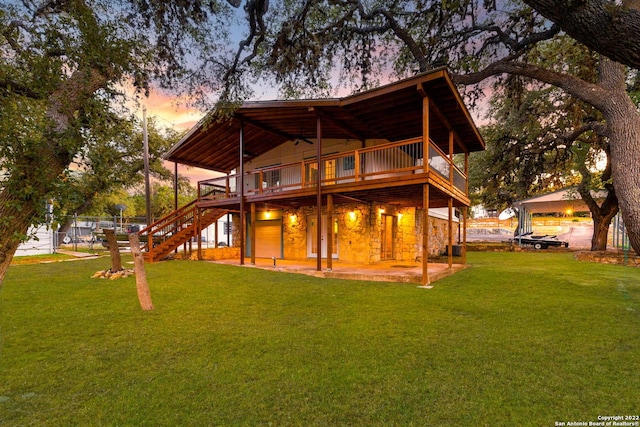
[10,252,78,265]
[1,252,639,426]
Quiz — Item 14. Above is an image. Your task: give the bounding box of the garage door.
[255,220,282,258]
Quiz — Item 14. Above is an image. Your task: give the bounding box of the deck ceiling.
[166,68,485,174]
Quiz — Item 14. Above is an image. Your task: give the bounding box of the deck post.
[239,121,245,265]
[326,193,333,271]
[214,214,219,248]
[448,198,453,269]
[449,131,454,183]
[422,184,430,286]
[316,112,323,272]
[462,206,468,264]
[422,95,430,173]
[197,207,202,261]
[250,202,256,265]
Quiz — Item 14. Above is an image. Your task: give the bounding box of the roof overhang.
[513,188,609,213]
[165,68,485,174]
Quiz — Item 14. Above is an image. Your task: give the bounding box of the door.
[254,220,282,258]
[307,215,338,259]
[381,214,396,260]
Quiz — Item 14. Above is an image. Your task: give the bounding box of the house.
[15,225,55,256]
[146,68,485,285]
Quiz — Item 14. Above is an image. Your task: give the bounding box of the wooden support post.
[214,215,219,248]
[448,198,453,269]
[316,113,323,272]
[421,184,430,287]
[239,122,245,265]
[197,208,202,261]
[251,203,256,265]
[326,194,333,271]
[129,233,154,311]
[422,96,430,174]
[462,206,468,264]
[449,131,454,184]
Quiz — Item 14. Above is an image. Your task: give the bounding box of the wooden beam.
[250,203,256,265]
[314,107,368,141]
[448,198,453,269]
[422,95,430,174]
[239,122,245,265]
[419,83,468,153]
[235,113,300,143]
[449,131,454,186]
[327,194,333,271]
[462,206,468,265]
[316,113,323,272]
[422,184,430,287]
[197,208,202,261]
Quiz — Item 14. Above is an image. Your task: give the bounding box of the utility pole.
[143,107,152,227]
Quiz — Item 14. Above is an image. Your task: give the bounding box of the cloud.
[142,89,203,131]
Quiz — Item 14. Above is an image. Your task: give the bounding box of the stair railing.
[138,201,197,261]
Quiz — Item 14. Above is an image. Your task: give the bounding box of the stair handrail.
[138,200,197,237]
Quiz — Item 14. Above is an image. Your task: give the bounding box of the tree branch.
[451,58,609,111]
[0,77,43,99]
[522,0,640,69]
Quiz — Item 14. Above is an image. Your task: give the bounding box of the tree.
[244,0,640,255]
[0,0,243,285]
[469,39,619,250]
[56,117,180,233]
[521,0,640,70]
[130,182,197,221]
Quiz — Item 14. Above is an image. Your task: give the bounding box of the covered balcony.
[197,136,469,209]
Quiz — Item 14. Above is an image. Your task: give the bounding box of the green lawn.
[1,252,639,426]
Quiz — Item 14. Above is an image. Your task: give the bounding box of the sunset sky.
[136,88,219,185]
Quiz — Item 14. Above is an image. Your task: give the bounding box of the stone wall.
[575,250,640,267]
[277,202,454,264]
[193,247,241,261]
[283,207,310,260]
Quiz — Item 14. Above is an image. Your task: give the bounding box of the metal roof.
[165,68,485,174]
[513,188,609,213]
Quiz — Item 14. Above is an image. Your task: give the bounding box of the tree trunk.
[591,215,612,251]
[0,190,36,285]
[129,233,154,311]
[599,62,640,255]
[103,229,123,272]
[0,65,109,286]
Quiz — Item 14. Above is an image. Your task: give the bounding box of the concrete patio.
[211,257,467,286]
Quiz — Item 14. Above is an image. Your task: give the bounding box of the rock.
[91,268,135,280]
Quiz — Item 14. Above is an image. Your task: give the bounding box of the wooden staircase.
[139,201,226,263]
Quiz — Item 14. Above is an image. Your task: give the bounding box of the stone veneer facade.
[207,204,455,263]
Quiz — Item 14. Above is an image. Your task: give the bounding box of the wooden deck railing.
[198,137,467,201]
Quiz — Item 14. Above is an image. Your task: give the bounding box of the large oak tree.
[0,0,245,285]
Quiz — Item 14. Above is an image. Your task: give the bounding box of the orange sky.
[140,89,203,131]
[135,88,224,185]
